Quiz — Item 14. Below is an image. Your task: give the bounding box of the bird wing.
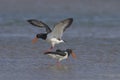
[49,18,73,39]
[56,49,63,52]
[27,19,52,33]
[44,52,66,56]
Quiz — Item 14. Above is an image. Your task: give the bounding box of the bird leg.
[56,61,61,67]
[44,46,54,52]
[66,58,69,61]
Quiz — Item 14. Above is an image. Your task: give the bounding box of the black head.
[66,49,76,58]
[36,33,47,40]
[66,49,72,56]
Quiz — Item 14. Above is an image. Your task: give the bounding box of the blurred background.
[0,0,120,80]
[0,0,120,38]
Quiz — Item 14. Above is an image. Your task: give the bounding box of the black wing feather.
[62,18,73,31]
[27,19,52,33]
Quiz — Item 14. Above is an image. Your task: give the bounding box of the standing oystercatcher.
[27,18,73,52]
[44,49,76,65]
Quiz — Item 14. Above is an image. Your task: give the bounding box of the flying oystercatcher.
[27,18,73,52]
[44,49,76,65]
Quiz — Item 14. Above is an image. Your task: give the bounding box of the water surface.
[0,0,120,80]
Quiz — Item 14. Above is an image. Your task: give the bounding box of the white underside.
[48,52,68,62]
[46,27,65,47]
[46,37,64,47]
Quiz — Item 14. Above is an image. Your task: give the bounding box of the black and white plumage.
[44,49,76,63]
[27,18,73,51]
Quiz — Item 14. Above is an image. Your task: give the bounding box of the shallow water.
[1,36,120,80]
[0,0,120,80]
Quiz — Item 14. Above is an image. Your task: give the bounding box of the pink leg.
[56,61,61,67]
[44,46,54,52]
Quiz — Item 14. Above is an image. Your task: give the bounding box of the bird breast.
[47,38,64,44]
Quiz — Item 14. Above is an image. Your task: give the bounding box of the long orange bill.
[71,51,76,59]
[32,37,38,44]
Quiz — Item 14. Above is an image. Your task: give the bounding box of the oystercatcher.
[27,18,73,51]
[44,49,76,65]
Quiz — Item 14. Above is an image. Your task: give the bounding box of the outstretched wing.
[49,18,73,39]
[27,19,52,33]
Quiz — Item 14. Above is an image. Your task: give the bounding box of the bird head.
[32,33,47,43]
[66,49,76,59]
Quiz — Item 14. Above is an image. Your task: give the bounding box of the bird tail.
[44,52,52,55]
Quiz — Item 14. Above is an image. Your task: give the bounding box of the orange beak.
[32,37,38,44]
[71,51,76,59]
